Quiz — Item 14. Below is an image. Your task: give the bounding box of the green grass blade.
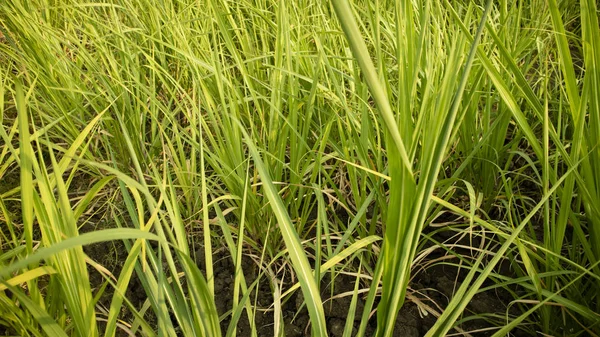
[331,0,412,175]
[238,123,328,336]
[15,76,34,256]
[1,228,162,280]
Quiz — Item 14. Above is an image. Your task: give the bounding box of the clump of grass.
[1,0,599,336]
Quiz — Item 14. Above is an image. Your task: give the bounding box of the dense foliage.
[1,0,599,336]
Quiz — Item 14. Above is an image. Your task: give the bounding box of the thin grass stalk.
[200,117,214,296]
[331,0,412,175]
[14,76,43,310]
[237,122,328,336]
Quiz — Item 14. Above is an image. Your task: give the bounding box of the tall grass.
[332,1,495,336]
[1,0,599,336]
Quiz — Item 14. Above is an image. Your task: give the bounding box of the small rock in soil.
[326,297,351,318]
[393,324,420,337]
[295,291,304,311]
[468,292,500,314]
[396,304,418,327]
[284,322,303,337]
[329,318,347,337]
[436,275,456,299]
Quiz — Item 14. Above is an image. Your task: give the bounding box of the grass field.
[1,0,599,336]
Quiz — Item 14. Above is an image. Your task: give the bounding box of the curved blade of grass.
[0,266,56,291]
[280,235,381,298]
[0,228,162,280]
[73,176,115,219]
